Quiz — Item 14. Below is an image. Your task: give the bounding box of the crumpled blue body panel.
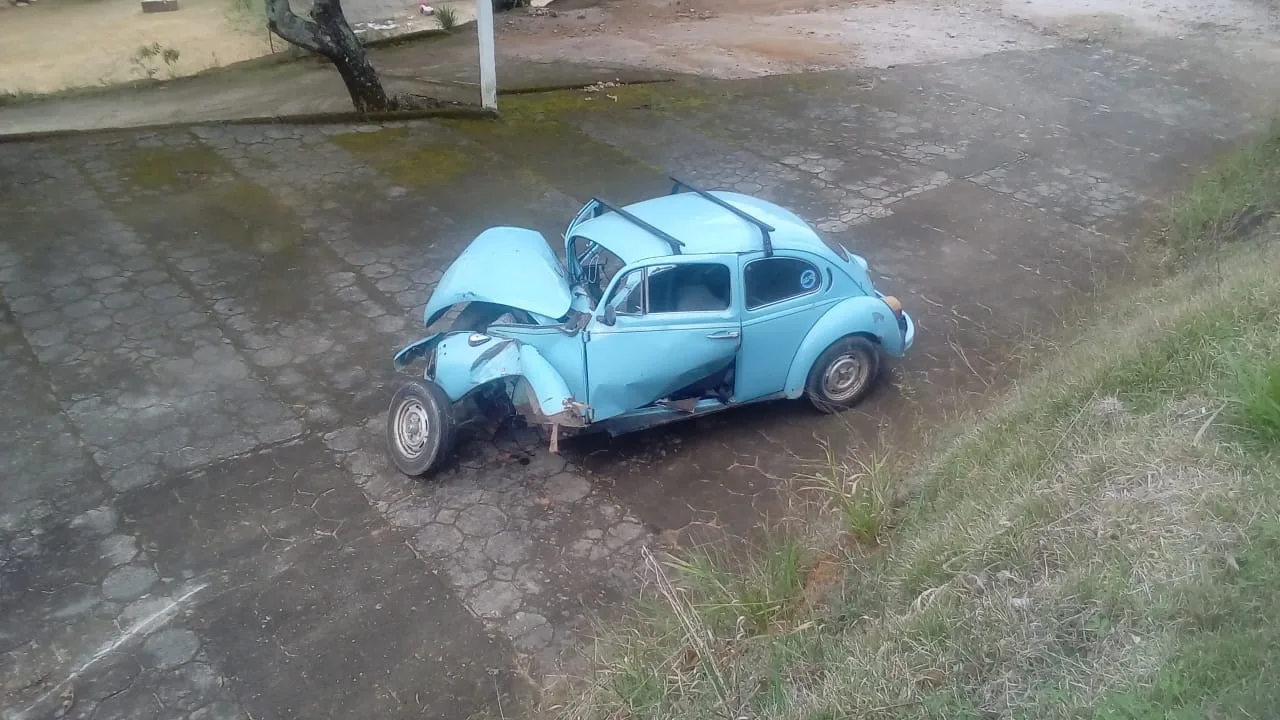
[433,334,578,422]
[391,187,920,438]
[392,333,442,369]
[423,227,572,327]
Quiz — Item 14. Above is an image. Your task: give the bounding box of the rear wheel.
[805,335,881,413]
[386,379,457,477]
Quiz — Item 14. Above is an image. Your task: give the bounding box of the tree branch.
[264,0,331,55]
[311,0,366,59]
[263,0,394,112]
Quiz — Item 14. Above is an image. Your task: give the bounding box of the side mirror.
[598,305,617,326]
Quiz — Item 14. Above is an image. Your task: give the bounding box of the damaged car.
[386,178,915,477]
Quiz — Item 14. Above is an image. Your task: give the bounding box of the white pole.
[475,0,498,110]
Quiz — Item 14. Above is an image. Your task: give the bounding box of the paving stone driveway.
[1,41,1271,720]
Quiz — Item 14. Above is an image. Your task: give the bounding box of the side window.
[605,263,732,315]
[607,268,645,315]
[575,238,626,289]
[744,257,821,310]
[648,263,731,314]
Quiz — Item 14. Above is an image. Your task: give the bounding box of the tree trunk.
[264,0,393,113]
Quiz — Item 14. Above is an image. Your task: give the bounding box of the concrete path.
[0,28,673,137]
[2,35,1276,720]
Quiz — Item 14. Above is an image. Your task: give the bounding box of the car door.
[584,257,741,422]
[734,252,838,402]
[565,199,603,240]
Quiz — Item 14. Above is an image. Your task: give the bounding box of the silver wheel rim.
[822,353,868,402]
[394,398,431,459]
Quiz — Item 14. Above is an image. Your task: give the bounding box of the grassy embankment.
[559,121,1280,719]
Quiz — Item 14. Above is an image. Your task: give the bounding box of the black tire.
[804,335,881,413]
[449,302,533,333]
[386,379,457,477]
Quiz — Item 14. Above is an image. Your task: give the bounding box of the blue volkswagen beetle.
[387,178,915,476]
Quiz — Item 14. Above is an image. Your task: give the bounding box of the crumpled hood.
[423,227,572,326]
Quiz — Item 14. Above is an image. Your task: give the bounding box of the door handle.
[707,330,740,340]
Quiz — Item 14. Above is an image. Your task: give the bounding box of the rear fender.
[433,334,585,425]
[782,296,908,398]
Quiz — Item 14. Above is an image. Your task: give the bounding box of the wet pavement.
[1,40,1271,719]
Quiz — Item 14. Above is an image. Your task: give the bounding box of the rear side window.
[744,257,822,310]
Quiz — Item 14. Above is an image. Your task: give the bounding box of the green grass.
[1161,118,1280,261]
[557,124,1280,720]
[0,90,36,106]
[667,532,809,636]
[800,445,896,545]
[1229,358,1280,444]
[434,5,460,31]
[329,127,472,187]
[122,144,235,190]
[0,86,106,107]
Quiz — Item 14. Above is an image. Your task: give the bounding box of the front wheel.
[805,335,881,413]
[386,379,457,477]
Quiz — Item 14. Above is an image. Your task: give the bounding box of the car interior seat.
[673,266,729,312]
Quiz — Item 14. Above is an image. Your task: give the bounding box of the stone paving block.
[0,147,302,492]
[855,180,1117,349]
[323,417,651,676]
[757,73,1028,177]
[114,438,524,720]
[110,123,582,435]
[630,85,963,230]
[439,115,675,206]
[934,44,1248,135]
[571,112,820,217]
[0,442,239,718]
[0,308,104,539]
[63,130,399,429]
[967,153,1145,232]
[3,256,231,720]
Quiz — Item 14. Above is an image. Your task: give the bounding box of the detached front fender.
[433,334,581,423]
[783,296,913,398]
[393,333,444,370]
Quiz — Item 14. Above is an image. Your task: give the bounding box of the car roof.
[571,191,845,264]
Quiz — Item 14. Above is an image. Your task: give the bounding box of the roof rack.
[593,197,685,254]
[669,176,776,256]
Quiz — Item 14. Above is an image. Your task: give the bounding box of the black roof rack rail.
[669,176,776,256]
[593,197,685,254]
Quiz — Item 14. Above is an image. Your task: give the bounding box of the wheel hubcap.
[822,353,867,402]
[394,399,431,459]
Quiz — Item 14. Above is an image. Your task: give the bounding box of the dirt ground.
[0,0,530,95]
[0,0,275,94]
[496,0,1280,78]
[3,0,1277,95]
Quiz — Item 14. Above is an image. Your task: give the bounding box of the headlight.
[468,333,491,347]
